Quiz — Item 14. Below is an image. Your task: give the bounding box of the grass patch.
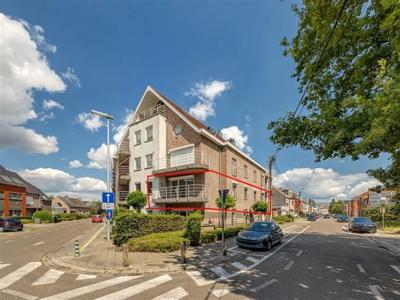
[128,231,188,253]
[376,221,400,233]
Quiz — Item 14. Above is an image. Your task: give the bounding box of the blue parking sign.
[106,210,113,220]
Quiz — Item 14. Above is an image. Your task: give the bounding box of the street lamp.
[380,196,387,231]
[91,110,114,241]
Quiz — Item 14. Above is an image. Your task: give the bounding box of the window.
[134,130,141,145]
[145,126,153,142]
[148,181,153,194]
[254,191,257,201]
[253,170,257,183]
[0,191,3,199]
[244,187,248,200]
[173,125,182,136]
[232,183,238,199]
[231,158,237,176]
[135,157,141,170]
[145,154,153,168]
[135,183,141,191]
[244,165,248,178]
[9,192,22,200]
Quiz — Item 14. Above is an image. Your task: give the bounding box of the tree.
[215,194,236,209]
[126,191,147,212]
[252,201,268,213]
[329,199,344,214]
[268,1,400,203]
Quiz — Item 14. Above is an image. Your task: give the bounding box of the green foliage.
[200,231,218,244]
[32,210,52,222]
[273,215,294,225]
[252,201,268,212]
[269,0,400,197]
[200,225,250,244]
[186,212,202,246]
[113,213,186,246]
[329,199,344,214]
[126,191,147,212]
[89,201,102,215]
[215,194,236,209]
[363,206,399,222]
[128,231,188,253]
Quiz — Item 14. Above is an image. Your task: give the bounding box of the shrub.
[128,231,188,252]
[126,191,147,212]
[200,231,218,244]
[286,214,295,222]
[186,212,202,246]
[113,213,186,246]
[32,210,52,222]
[252,201,268,213]
[201,225,249,244]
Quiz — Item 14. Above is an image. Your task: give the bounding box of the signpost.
[380,206,386,231]
[219,189,229,256]
[102,192,115,241]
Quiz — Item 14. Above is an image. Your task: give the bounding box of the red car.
[91,215,103,223]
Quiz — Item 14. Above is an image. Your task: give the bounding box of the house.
[349,189,397,216]
[0,165,50,217]
[113,86,270,224]
[52,196,91,214]
[272,186,290,216]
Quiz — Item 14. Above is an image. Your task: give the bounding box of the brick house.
[0,165,50,217]
[349,189,397,216]
[52,196,90,214]
[113,86,270,224]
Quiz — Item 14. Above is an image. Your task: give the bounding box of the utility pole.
[268,156,275,221]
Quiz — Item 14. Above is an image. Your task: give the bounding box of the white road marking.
[357,264,366,274]
[211,287,234,298]
[186,271,215,286]
[151,287,188,300]
[284,261,294,271]
[33,241,44,246]
[246,257,259,264]
[94,274,172,300]
[299,283,309,289]
[390,265,400,274]
[41,276,137,300]
[2,289,38,300]
[76,274,97,280]
[369,285,384,300]
[250,279,278,292]
[210,266,231,279]
[0,262,42,289]
[4,240,15,243]
[296,250,303,256]
[0,263,11,270]
[32,269,64,285]
[231,262,247,270]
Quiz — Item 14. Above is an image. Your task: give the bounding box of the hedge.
[128,231,188,252]
[32,210,52,222]
[113,213,186,246]
[200,225,249,244]
[273,215,294,225]
[186,212,202,246]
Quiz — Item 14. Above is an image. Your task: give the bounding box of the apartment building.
[272,186,290,216]
[113,86,269,223]
[349,189,397,216]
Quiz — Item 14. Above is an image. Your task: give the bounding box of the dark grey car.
[0,217,23,232]
[349,217,377,233]
[237,221,283,250]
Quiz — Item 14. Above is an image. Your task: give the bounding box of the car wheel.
[265,239,272,251]
[278,235,283,245]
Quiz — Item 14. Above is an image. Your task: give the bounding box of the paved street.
[1,218,399,299]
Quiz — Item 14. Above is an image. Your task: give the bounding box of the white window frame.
[145,125,153,142]
[135,130,141,145]
[145,154,153,168]
[135,157,141,171]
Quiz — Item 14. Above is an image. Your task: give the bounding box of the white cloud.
[113,109,133,144]
[42,99,64,110]
[69,160,83,168]
[220,125,253,154]
[61,67,81,88]
[274,168,380,202]
[0,13,65,154]
[245,114,251,127]
[38,111,55,122]
[87,143,117,169]
[18,168,106,201]
[186,80,232,121]
[77,112,104,132]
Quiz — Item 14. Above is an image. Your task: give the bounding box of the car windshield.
[352,217,373,224]
[249,222,271,232]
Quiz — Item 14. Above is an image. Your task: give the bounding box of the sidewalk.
[44,219,308,275]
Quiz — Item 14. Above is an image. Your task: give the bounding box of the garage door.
[170,146,194,167]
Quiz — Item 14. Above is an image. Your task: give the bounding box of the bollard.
[74,240,80,257]
[180,241,187,264]
[122,243,130,267]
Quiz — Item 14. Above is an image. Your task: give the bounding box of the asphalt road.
[0,218,399,299]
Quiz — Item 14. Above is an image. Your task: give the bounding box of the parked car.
[336,215,349,223]
[349,217,377,233]
[307,215,317,221]
[323,214,330,219]
[0,217,23,232]
[237,221,283,250]
[91,215,103,223]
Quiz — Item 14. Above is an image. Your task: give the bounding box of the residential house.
[349,189,397,216]
[272,186,290,216]
[113,86,270,224]
[0,165,50,217]
[52,196,91,214]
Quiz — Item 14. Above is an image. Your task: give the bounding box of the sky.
[0,0,388,202]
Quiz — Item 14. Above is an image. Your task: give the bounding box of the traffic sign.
[106,210,113,220]
[102,203,115,210]
[102,192,114,203]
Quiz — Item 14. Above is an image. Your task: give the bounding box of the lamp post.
[91,110,114,241]
[380,196,387,231]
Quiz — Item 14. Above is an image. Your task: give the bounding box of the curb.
[368,237,400,262]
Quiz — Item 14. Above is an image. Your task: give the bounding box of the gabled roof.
[118,86,267,172]
[0,165,48,198]
[56,196,88,209]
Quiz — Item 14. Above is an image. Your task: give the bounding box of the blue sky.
[0,0,387,201]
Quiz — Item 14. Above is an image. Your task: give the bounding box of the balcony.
[133,104,165,124]
[153,153,210,173]
[118,191,129,204]
[152,184,208,204]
